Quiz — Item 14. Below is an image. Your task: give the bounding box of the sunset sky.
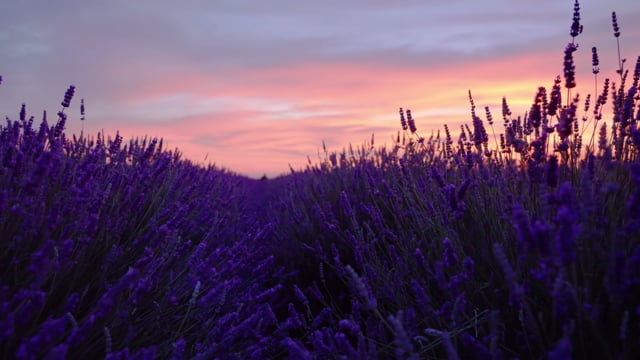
[1,0,639,178]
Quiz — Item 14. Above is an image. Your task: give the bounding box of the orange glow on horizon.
[74,48,627,178]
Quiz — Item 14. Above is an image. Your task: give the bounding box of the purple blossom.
[502,97,512,122]
[472,115,488,146]
[338,319,361,335]
[406,109,417,133]
[557,102,577,140]
[441,237,458,268]
[612,11,621,38]
[563,43,578,89]
[284,337,313,360]
[339,190,354,218]
[388,311,417,358]
[60,85,75,108]
[592,47,600,74]
[492,242,523,308]
[334,332,358,358]
[344,265,377,311]
[399,107,408,131]
[622,86,637,125]
[548,76,562,116]
[170,338,187,360]
[570,0,581,38]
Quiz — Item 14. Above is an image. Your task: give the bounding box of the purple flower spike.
[548,76,562,116]
[622,87,637,124]
[493,242,523,308]
[570,0,581,38]
[345,265,377,311]
[563,43,578,89]
[407,109,417,133]
[592,47,600,74]
[399,107,408,131]
[612,12,620,38]
[633,56,640,88]
[61,85,76,108]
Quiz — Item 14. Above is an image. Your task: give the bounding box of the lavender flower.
[388,311,417,359]
[170,339,187,360]
[570,0,582,39]
[344,265,377,311]
[407,109,417,133]
[548,76,562,116]
[563,43,578,89]
[472,115,488,146]
[399,107,408,131]
[284,338,313,360]
[19,103,26,121]
[80,98,86,122]
[339,190,354,218]
[557,102,577,140]
[442,237,458,268]
[592,47,600,74]
[622,86,637,125]
[502,97,512,123]
[493,242,523,308]
[61,85,75,108]
[612,12,620,38]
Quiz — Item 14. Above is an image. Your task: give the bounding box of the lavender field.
[2,2,640,359]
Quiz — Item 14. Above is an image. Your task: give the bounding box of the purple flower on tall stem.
[570,0,582,39]
[472,115,488,146]
[406,109,417,133]
[492,242,523,308]
[592,47,600,74]
[399,108,408,131]
[388,311,416,358]
[548,76,562,116]
[632,56,640,89]
[344,265,377,311]
[557,101,577,140]
[19,104,26,121]
[61,85,75,108]
[442,237,458,268]
[612,12,620,38]
[502,97,512,123]
[622,86,637,125]
[563,43,578,89]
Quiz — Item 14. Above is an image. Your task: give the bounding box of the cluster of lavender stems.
[1,1,640,358]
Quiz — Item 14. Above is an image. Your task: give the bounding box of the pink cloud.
[95,50,574,177]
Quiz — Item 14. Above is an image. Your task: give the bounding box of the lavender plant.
[1,1,639,359]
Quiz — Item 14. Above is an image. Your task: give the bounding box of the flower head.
[563,43,578,89]
[61,85,76,108]
[399,107,408,131]
[592,47,600,74]
[570,0,582,38]
[406,109,417,133]
[612,12,620,38]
